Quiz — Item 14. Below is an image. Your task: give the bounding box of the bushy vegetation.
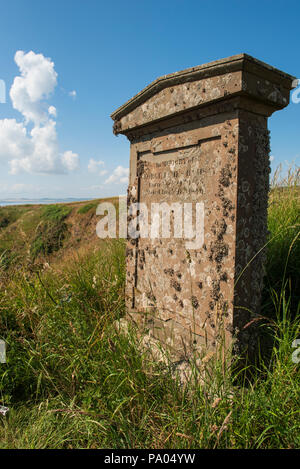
[0,206,30,230]
[0,167,299,449]
[77,202,98,215]
[30,205,72,259]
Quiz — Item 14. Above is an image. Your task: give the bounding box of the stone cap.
[111,54,295,136]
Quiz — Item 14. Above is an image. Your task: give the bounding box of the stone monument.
[111,54,295,360]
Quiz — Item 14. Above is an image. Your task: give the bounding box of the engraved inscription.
[139,144,213,201]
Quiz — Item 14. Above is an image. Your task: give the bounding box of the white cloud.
[0,118,33,161]
[69,90,77,98]
[61,150,79,172]
[48,105,57,117]
[4,120,79,175]
[0,50,80,175]
[88,158,105,173]
[105,165,129,185]
[10,50,57,125]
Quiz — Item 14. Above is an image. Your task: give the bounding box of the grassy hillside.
[0,172,299,449]
[0,198,118,272]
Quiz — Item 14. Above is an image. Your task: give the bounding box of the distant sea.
[0,198,96,207]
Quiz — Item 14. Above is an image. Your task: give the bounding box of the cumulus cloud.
[0,50,80,175]
[105,165,129,185]
[0,119,33,161]
[10,50,57,125]
[88,158,105,173]
[61,150,79,172]
[69,90,77,98]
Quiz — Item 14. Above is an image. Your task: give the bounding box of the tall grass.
[0,166,299,449]
[30,205,72,259]
[263,164,300,319]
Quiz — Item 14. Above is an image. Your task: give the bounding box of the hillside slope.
[0,198,118,272]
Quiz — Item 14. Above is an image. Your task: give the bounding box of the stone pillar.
[111,54,295,360]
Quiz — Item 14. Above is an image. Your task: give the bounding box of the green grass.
[30,205,72,259]
[40,204,72,222]
[0,167,299,449]
[0,206,35,270]
[77,202,98,215]
[0,206,30,230]
[263,166,300,319]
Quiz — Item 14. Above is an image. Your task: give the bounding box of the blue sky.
[0,0,299,199]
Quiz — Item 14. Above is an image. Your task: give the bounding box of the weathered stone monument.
[111,54,295,361]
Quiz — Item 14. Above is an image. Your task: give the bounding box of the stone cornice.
[111,54,295,128]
